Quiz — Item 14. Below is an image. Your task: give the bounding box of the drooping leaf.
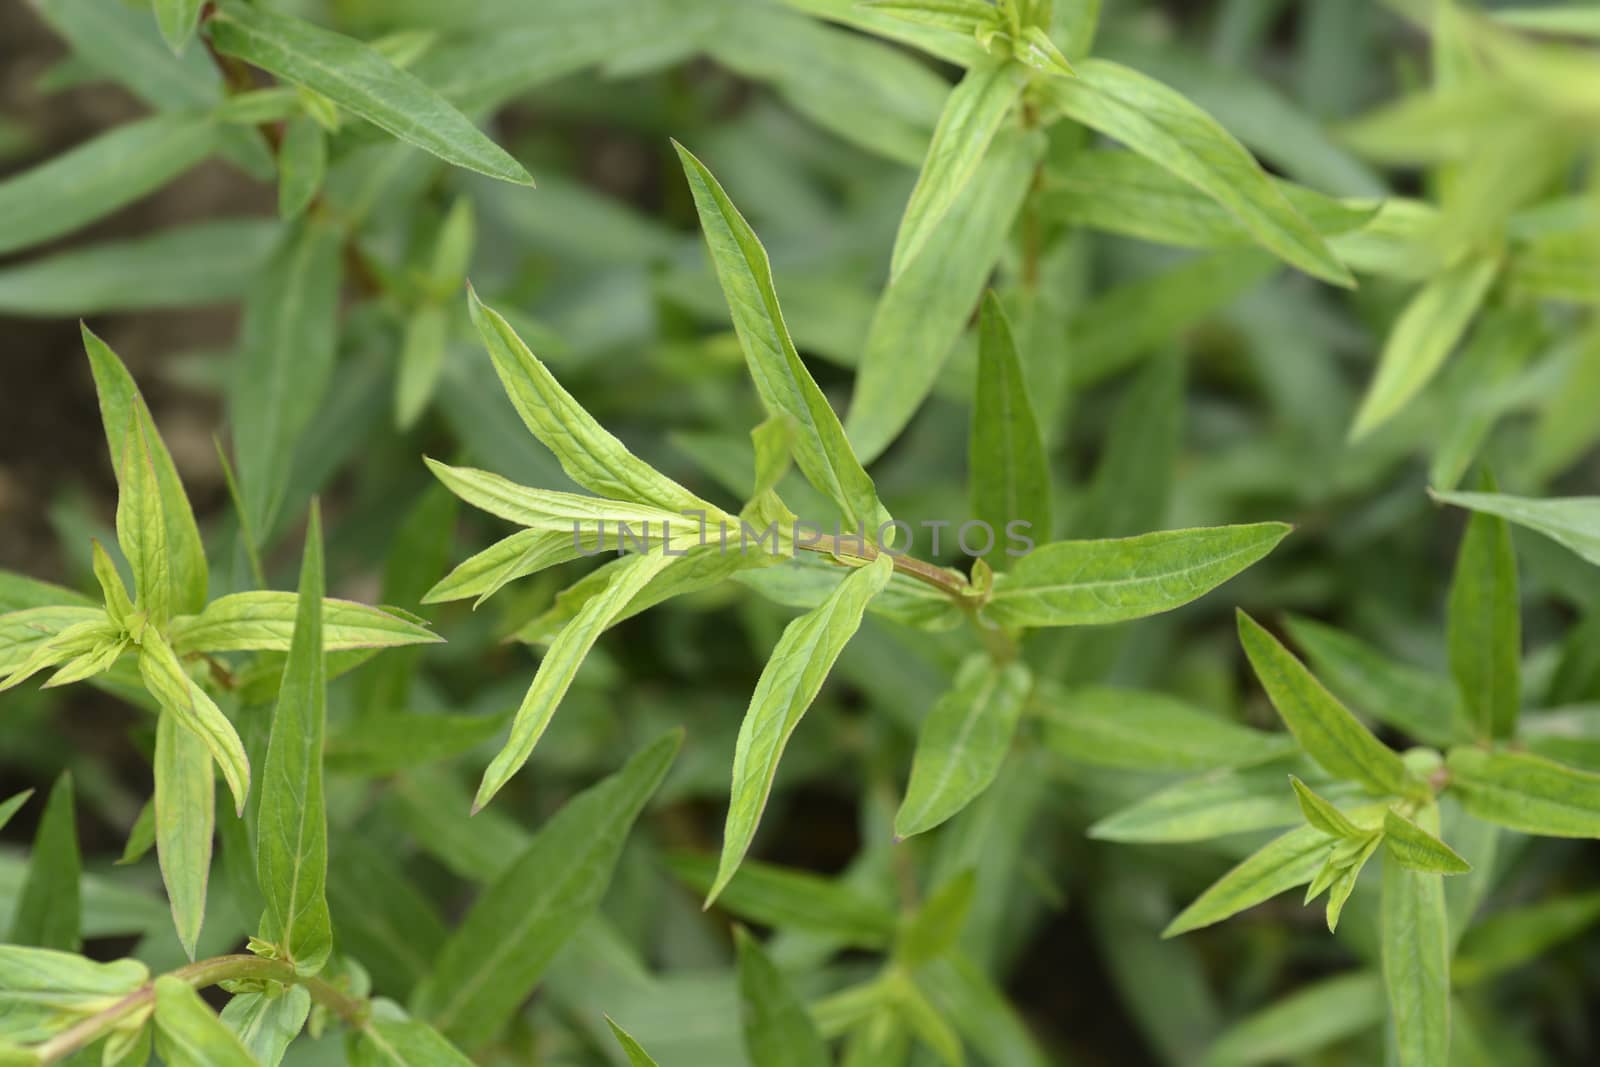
[675,142,888,534]
[169,593,441,655]
[710,555,893,904]
[256,505,333,976]
[9,774,80,952]
[981,524,1291,629]
[968,292,1051,570]
[1432,490,1600,569]
[155,711,213,961]
[413,731,680,1043]
[1236,612,1417,798]
[895,656,1031,837]
[152,976,260,1067]
[735,928,830,1067]
[207,3,533,185]
[1446,746,1600,837]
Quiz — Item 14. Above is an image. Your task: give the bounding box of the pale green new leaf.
[969,292,1050,570]
[1290,776,1364,839]
[895,656,1031,837]
[1349,256,1500,439]
[1446,746,1600,837]
[1163,823,1339,937]
[424,458,687,533]
[466,291,715,515]
[675,142,888,534]
[891,58,1025,279]
[1493,6,1600,37]
[84,326,207,621]
[154,0,202,53]
[414,732,680,1043]
[220,987,310,1067]
[474,551,678,811]
[169,593,441,655]
[155,711,213,961]
[1447,481,1521,740]
[1382,809,1471,874]
[1381,814,1451,1067]
[9,774,80,952]
[1432,490,1600,568]
[860,0,999,36]
[1042,685,1295,772]
[0,607,107,680]
[152,977,259,1067]
[0,946,147,1043]
[0,114,217,256]
[1237,611,1417,797]
[1090,763,1367,843]
[1041,60,1353,286]
[710,555,894,904]
[736,928,830,1067]
[138,630,249,816]
[981,524,1290,629]
[422,528,588,607]
[207,3,532,185]
[256,507,332,976]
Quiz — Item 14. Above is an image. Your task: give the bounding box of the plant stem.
[31,955,367,1066]
[797,535,970,599]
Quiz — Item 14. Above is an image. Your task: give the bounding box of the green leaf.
[219,987,309,1067]
[1090,762,1366,843]
[0,114,218,256]
[1446,746,1600,837]
[169,593,440,655]
[981,524,1291,629]
[256,506,333,976]
[84,325,207,622]
[1041,59,1354,286]
[915,955,1051,1067]
[155,711,213,961]
[605,1017,662,1067]
[473,550,677,811]
[152,976,259,1067]
[968,292,1051,570]
[395,305,448,431]
[896,869,976,970]
[1380,815,1451,1067]
[1447,483,1521,741]
[1042,684,1295,773]
[1236,611,1417,797]
[413,731,680,1043]
[154,0,202,53]
[0,946,147,1043]
[465,291,715,515]
[118,796,155,866]
[138,630,250,816]
[664,852,896,948]
[9,774,80,952]
[1349,256,1500,439]
[710,555,894,904]
[735,928,830,1067]
[859,0,1000,36]
[1200,971,1384,1067]
[230,218,342,541]
[886,971,963,1067]
[1454,890,1600,986]
[356,1001,477,1067]
[847,126,1041,463]
[895,656,1031,837]
[1164,822,1347,937]
[891,58,1025,279]
[276,117,326,220]
[1290,776,1365,839]
[1431,489,1600,569]
[674,142,888,534]
[207,3,532,185]
[0,790,32,834]
[1382,809,1471,874]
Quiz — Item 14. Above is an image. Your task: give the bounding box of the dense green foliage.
[3,0,1600,1064]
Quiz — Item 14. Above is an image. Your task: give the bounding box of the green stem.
[797,535,971,600]
[31,956,367,1066]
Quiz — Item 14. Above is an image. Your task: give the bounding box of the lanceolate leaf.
[895,656,1031,837]
[139,630,250,816]
[1432,490,1600,569]
[414,732,680,1043]
[152,976,259,1067]
[968,292,1051,570]
[665,852,897,948]
[1041,59,1354,286]
[466,290,716,515]
[0,790,31,834]
[675,142,889,535]
[1236,612,1417,798]
[473,551,678,812]
[169,593,441,655]
[736,928,830,1067]
[606,1018,663,1067]
[155,712,214,961]
[207,3,533,185]
[890,58,1025,279]
[1201,971,1385,1067]
[9,773,80,952]
[1381,808,1451,1067]
[710,555,894,904]
[256,506,333,976]
[1042,685,1295,772]
[0,114,218,256]
[1291,776,1364,839]
[84,326,207,621]
[154,0,202,53]
[1382,809,1472,874]
[1446,747,1600,837]
[1447,482,1521,740]
[277,117,326,220]
[981,524,1291,629]
[357,1002,477,1067]
[1454,891,1600,986]
[1163,823,1342,937]
[1350,256,1499,439]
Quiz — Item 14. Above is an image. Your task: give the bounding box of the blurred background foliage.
[2,0,1600,1064]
